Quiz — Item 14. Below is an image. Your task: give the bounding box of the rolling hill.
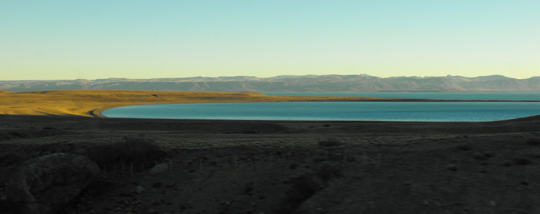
[2,75,540,92]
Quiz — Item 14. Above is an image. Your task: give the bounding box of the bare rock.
[513,158,532,165]
[446,164,458,171]
[527,137,540,145]
[135,186,145,194]
[456,145,471,151]
[501,161,513,167]
[150,163,169,176]
[473,152,486,160]
[165,181,177,188]
[6,153,100,214]
[483,151,494,158]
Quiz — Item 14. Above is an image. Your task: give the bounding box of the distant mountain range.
[2,75,540,92]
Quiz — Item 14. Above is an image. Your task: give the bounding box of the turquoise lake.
[102,93,540,122]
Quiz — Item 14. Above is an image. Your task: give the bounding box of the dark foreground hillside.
[1,115,540,214]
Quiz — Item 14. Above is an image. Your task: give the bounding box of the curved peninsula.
[0,90,400,117]
[1,89,539,117]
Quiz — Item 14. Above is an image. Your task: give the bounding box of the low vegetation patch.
[527,137,540,145]
[318,139,343,147]
[0,152,25,167]
[279,173,326,214]
[84,136,166,169]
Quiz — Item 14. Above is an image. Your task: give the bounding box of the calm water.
[102,101,540,122]
[264,92,540,100]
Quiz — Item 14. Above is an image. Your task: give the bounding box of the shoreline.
[95,98,540,119]
[1,89,539,118]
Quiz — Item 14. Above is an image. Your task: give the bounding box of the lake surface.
[102,101,540,122]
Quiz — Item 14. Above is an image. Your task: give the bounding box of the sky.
[1,1,539,80]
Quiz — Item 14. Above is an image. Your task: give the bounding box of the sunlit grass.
[0,90,390,117]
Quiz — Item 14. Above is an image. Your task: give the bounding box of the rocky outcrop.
[150,163,170,176]
[6,153,100,214]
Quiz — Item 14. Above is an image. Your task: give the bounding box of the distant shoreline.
[1,89,539,118]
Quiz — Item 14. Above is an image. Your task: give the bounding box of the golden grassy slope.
[0,90,388,117]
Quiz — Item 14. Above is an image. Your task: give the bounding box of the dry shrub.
[317,161,343,182]
[0,152,24,167]
[279,173,325,214]
[527,137,540,145]
[84,136,166,168]
[318,139,343,147]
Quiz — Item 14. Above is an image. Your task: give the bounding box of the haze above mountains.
[2,75,540,93]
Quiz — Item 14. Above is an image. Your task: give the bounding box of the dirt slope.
[0,115,539,213]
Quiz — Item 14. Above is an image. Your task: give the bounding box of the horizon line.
[2,74,539,82]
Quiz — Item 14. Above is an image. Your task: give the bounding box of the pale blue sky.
[1,1,539,80]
